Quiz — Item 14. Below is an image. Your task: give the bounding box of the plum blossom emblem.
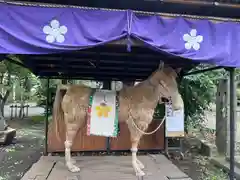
[43,19,68,43]
[183,29,203,51]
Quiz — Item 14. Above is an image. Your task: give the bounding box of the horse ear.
[158,61,164,70]
[175,68,182,73]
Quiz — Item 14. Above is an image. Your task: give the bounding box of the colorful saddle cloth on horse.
[87,89,119,137]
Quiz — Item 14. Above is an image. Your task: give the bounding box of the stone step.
[0,127,16,145]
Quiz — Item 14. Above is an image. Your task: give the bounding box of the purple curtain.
[0,3,240,67]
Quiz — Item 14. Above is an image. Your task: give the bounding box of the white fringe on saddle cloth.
[87,89,119,137]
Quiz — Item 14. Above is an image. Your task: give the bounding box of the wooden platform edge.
[21,156,56,180]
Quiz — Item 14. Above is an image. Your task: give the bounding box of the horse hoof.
[137,175,144,180]
[68,164,80,173]
[136,171,145,177]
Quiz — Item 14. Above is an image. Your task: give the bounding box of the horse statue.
[52,63,184,177]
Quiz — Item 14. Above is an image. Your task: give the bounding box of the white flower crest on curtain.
[43,19,68,43]
[183,29,203,51]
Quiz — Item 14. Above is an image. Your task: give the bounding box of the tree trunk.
[18,89,25,119]
[0,89,11,117]
[0,89,10,130]
[0,101,4,118]
[18,102,25,119]
[0,110,7,130]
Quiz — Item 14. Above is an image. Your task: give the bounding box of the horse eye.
[161,97,169,103]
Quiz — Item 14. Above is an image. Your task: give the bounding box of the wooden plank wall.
[47,120,165,152]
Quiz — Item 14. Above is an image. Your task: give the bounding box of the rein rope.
[131,115,166,135]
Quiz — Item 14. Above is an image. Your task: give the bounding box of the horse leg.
[64,121,80,172]
[136,158,145,169]
[131,138,145,177]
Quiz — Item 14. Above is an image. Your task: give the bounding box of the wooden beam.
[40,75,143,81]
[166,0,240,8]
[25,57,193,68]
[183,66,224,76]
[5,0,240,19]
[37,73,148,80]
[28,51,163,60]
[35,64,154,72]
[25,59,159,68]
[38,70,150,76]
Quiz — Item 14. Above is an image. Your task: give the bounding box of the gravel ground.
[0,119,44,180]
[171,135,228,180]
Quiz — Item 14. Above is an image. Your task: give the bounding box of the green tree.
[0,56,35,118]
[34,79,60,113]
[180,66,227,131]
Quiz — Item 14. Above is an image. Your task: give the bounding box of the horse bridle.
[147,74,171,103]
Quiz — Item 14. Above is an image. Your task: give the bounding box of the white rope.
[131,116,166,135]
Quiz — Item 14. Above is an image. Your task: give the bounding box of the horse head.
[151,62,184,111]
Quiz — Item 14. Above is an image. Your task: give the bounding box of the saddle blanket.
[87,89,119,137]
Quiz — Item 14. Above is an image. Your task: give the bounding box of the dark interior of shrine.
[17,43,199,80]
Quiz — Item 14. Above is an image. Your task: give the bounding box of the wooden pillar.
[215,78,228,155]
[62,79,67,84]
[44,78,50,155]
[102,81,111,90]
[228,68,236,180]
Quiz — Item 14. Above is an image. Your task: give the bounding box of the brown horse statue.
[52,63,184,177]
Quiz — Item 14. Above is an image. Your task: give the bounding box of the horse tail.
[52,84,68,142]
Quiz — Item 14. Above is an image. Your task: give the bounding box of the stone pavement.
[21,154,192,180]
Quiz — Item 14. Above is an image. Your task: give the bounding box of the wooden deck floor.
[21,154,192,180]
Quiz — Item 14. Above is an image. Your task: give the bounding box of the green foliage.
[201,168,228,180]
[0,56,37,103]
[179,66,227,131]
[34,79,60,115]
[237,89,240,100]
[30,115,45,122]
[30,115,53,123]
[154,104,165,118]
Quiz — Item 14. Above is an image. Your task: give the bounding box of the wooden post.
[10,105,13,120]
[26,105,29,117]
[215,78,228,155]
[14,104,17,118]
[62,79,67,84]
[44,78,50,156]
[228,68,236,180]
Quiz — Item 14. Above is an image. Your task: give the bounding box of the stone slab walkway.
[21,154,192,180]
